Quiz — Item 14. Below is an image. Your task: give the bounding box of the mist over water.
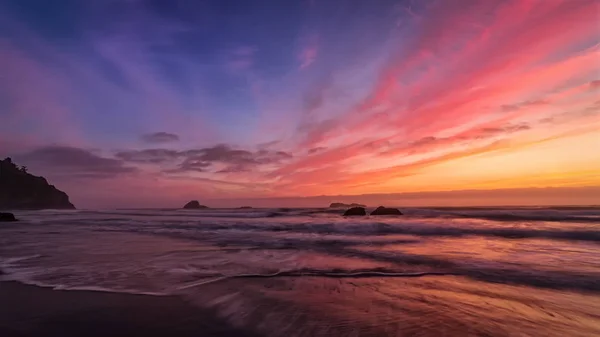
[1,207,599,336]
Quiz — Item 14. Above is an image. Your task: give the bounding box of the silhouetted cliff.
[0,158,75,210]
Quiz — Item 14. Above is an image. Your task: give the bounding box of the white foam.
[0,255,169,296]
[52,284,168,296]
[0,255,42,265]
[0,268,169,296]
[175,276,232,290]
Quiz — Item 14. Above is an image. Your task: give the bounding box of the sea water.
[1,207,599,336]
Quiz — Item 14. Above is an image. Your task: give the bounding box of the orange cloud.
[264,0,600,199]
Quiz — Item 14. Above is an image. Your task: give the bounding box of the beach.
[0,281,258,337]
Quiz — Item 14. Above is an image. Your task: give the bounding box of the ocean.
[1,206,599,336]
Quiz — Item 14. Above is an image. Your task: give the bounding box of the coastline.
[0,280,260,337]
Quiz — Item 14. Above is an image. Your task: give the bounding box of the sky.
[0,0,599,208]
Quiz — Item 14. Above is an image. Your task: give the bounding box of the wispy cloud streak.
[0,0,598,207]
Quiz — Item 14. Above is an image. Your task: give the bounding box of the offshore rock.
[183,200,208,209]
[330,202,366,208]
[370,206,403,216]
[343,207,367,216]
[0,212,18,222]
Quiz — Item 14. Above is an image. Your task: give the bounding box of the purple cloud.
[141,132,180,143]
[17,146,137,178]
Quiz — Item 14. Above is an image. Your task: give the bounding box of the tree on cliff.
[1,158,28,173]
[2,157,17,170]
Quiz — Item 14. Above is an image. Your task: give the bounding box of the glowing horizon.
[0,0,598,208]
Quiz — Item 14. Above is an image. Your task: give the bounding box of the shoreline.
[0,280,261,337]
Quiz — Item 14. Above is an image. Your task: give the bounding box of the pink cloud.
[233,46,258,56]
[294,0,598,148]
[227,58,254,71]
[298,34,318,69]
[0,15,222,152]
[225,45,258,73]
[262,0,600,196]
[0,40,86,147]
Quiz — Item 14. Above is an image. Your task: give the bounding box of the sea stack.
[330,202,366,208]
[0,157,75,210]
[370,206,402,216]
[343,207,367,216]
[182,200,208,209]
[0,212,17,222]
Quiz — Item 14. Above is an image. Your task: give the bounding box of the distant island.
[0,157,75,210]
[329,202,366,208]
[182,200,209,209]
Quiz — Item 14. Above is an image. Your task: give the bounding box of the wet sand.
[0,281,260,337]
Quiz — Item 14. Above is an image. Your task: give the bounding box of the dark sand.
[0,281,260,337]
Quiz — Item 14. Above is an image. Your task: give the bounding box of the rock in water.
[183,200,208,209]
[370,206,403,216]
[330,202,366,208]
[0,212,17,222]
[0,158,75,210]
[343,207,366,216]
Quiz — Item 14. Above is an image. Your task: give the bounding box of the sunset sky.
[1,0,599,208]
